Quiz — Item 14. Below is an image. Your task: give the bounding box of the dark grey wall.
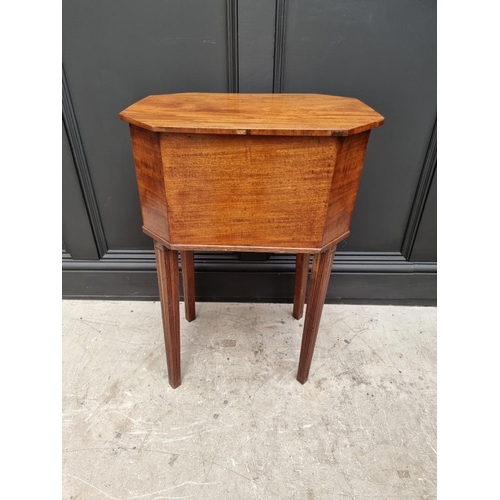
[411,171,437,263]
[62,122,99,260]
[63,0,229,250]
[63,0,436,304]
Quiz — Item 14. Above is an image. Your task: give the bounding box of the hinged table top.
[119,93,384,137]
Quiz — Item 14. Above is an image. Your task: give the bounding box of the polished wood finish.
[180,251,196,322]
[120,93,384,136]
[121,93,384,387]
[123,94,382,254]
[293,253,310,320]
[297,246,337,384]
[161,133,337,249]
[129,125,169,240]
[154,242,181,389]
[143,226,348,254]
[322,131,371,246]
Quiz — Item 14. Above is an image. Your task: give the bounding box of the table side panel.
[322,131,371,246]
[130,125,170,241]
[160,134,339,248]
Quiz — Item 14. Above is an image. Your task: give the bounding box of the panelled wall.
[63,0,436,304]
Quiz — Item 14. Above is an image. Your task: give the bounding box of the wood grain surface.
[180,250,196,322]
[322,131,371,246]
[160,133,339,249]
[129,125,169,240]
[293,253,310,320]
[120,93,384,136]
[297,246,337,384]
[154,242,181,389]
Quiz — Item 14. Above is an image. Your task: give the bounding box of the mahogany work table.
[120,93,384,388]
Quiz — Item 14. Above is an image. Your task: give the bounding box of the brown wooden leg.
[180,251,196,322]
[297,246,337,384]
[154,241,181,389]
[293,253,310,320]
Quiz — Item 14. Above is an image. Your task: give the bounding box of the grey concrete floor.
[62,301,436,500]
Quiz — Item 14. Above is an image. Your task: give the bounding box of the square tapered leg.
[155,242,181,388]
[180,251,196,322]
[293,253,310,320]
[297,246,337,384]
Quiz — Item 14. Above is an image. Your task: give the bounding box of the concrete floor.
[62,301,436,500]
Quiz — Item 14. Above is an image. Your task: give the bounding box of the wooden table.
[120,93,384,388]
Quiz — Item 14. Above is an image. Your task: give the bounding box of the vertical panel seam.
[62,65,108,257]
[226,0,239,93]
[401,119,437,260]
[273,0,287,93]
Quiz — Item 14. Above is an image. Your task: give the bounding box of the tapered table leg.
[293,253,310,320]
[154,241,181,389]
[297,246,337,384]
[180,251,196,322]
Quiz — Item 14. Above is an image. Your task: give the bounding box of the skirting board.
[63,251,436,305]
[63,270,436,305]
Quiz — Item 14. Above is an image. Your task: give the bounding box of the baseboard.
[63,251,436,305]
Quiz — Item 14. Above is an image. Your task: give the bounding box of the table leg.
[293,253,310,320]
[297,246,337,384]
[180,251,196,322]
[154,241,181,389]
